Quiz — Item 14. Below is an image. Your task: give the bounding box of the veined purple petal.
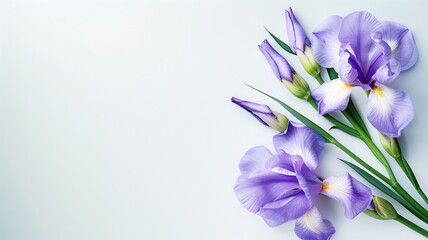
[312,79,353,115]
[259,191,311,227]
[238,146,273,176]
[321,173,372,219]
[294,207,335,240]
[265,150,300,176]
[234,172,300,214]
[381,21,418,71]
[312,15,343,68]
[259,39,294,82]
[367,35,401,84]
[273,122,325,171]
[285,7,309,53]
[338,50,366,87]
[338,11,382,73]
[367,84,414,137]
[293,158,322,204]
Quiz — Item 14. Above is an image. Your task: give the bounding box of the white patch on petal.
[296,207,324,233]
[271,167,296,176]
[321,175,351,199]
[312,79,353,115]
[367,83,414,137]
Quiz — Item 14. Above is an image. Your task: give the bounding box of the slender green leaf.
[339,159,428,224]
[264,28,295,55]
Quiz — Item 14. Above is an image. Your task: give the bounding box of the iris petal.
[338,11,382,71]
[311,79,353,115]
[294,207,335,240]
[273,122,325,171]
[293,158,322,204]
[234,172,300,214]
[321,173,372,219]
[367,84,414,137]
[312,15,343,69]
[381,21,418,71]
[238,146,273,176]
[259,191,311,227]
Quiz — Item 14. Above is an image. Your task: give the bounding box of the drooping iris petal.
[311,79,353,115]
[273,122,325,171]
[238,146,273,176]
[381,21,418,71]
[367,84,414,137]
[259,39,294,82]
[293,158,322,204]
[321,173,372,219]
[259,191,311,227]
[312,15,343,69]
[294,207,335,240]
[234,172,300,214]
[338,11,382,69]
[285,7,309,53]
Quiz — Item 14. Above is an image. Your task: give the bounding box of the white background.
[0,0,427,239]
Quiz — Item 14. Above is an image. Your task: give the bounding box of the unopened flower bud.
[283,73,311,100]
[379,133,401,158]
[364,196,397,220]
[296,46,321,77]
[231,97,289,132]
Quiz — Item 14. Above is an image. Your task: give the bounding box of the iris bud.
[379,133,401,158]
[283,73,311,100]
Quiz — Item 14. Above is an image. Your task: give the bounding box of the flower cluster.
[232,7,428,240]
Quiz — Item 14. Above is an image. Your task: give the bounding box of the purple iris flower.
[234,122,372,240]
[311,11,417,137]
[231,97,288,132]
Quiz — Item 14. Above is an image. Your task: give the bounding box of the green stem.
[314,74,324,85]
[396,214,428,238]
[346,98,370,136]
[392,183,428,219]
[341,110,397,183]
[307,97,360,138]
[331,139,389,183]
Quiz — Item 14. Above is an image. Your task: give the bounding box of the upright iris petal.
[273,122,325,171]
[381,21,418,71]
[312,15,343,70]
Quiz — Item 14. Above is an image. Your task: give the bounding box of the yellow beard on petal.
[374,86,384,98]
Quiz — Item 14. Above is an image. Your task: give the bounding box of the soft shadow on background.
[0,0,426,239]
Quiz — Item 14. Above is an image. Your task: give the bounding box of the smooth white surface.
[0,0,427,239]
